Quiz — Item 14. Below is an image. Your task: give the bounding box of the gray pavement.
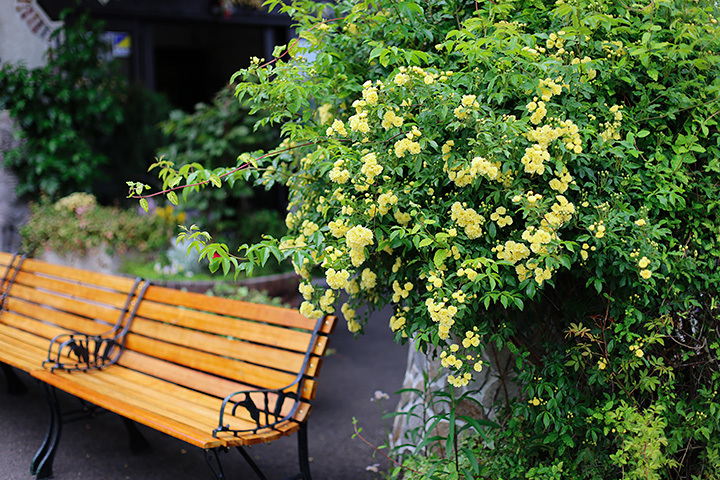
[0,303,408,480]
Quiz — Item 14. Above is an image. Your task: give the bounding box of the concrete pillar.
[389,337,519,455]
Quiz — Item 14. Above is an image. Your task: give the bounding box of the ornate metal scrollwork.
[215,388,301,436]
[43,334,123,372]
[42,279,149,372]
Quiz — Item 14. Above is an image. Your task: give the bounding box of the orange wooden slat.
[0,252,22,299]
[72,364,306,434]
[56,368,244,432]
[0,311,77,342]
[19,258,138,293]
[31,368,303,447]
[118,345,318,404]
[311,334,330,357]
[321,315,338,335]
[0,325,82,371]
[129,316,308,373]
[117,351,313,419]
[123,333,300,391]
[143,285,322,331]
[134,299,314,352]
[4,296,116,334]
[118,350,247,398]
[13,271,134,307]
[0,251,14,265]
[0,335,48,371]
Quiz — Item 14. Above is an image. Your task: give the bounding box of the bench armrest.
[42,278,147,373]
[214,384,304,437]
[215,314,328,437]
[43,333,123,372]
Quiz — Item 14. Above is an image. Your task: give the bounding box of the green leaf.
[513,296,524,310]
[418,238,433,248]
[433,249,449,269]
[167,191,179,206]
[299,30,319,46]
[139,198,149,213]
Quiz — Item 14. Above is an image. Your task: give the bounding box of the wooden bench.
[0,252,337,480]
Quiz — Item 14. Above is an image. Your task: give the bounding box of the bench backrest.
[120,284,336,413]
[0,252,146,360]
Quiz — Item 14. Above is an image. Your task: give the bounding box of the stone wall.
[0,111,28,253]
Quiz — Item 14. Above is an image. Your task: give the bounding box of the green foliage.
[0,11,127,197]
[21,193,177,257]
[100,83,172,203]
[135,0,720,477]
[155,86,285,245]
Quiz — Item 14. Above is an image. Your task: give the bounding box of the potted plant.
[21,193,178,274]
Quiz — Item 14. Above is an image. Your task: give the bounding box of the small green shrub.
[21,193,177,257]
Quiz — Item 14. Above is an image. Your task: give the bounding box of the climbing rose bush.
[133,0,720,477]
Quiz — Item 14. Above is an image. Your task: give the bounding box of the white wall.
[0,0,60,69]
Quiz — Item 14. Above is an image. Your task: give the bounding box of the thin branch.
[131,141,320,200]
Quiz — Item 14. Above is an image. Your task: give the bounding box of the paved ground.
[0,303,408,480]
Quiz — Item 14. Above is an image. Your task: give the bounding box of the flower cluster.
[450,202,484,239]
[54,192,97,215]
[439,331,485,387]
[599,104,624,143]
[346,225,374,266]
[454,94,480,120]
[637,255,653,280]
[426,298,459,340]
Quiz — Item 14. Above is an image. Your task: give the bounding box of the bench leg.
[205,424,312,480]
[1,362,28,394]
[297,422,312,480]
[236,446,268,480]
[32,384,62,479]
[205,447,229,480]
[121,417,151,454]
